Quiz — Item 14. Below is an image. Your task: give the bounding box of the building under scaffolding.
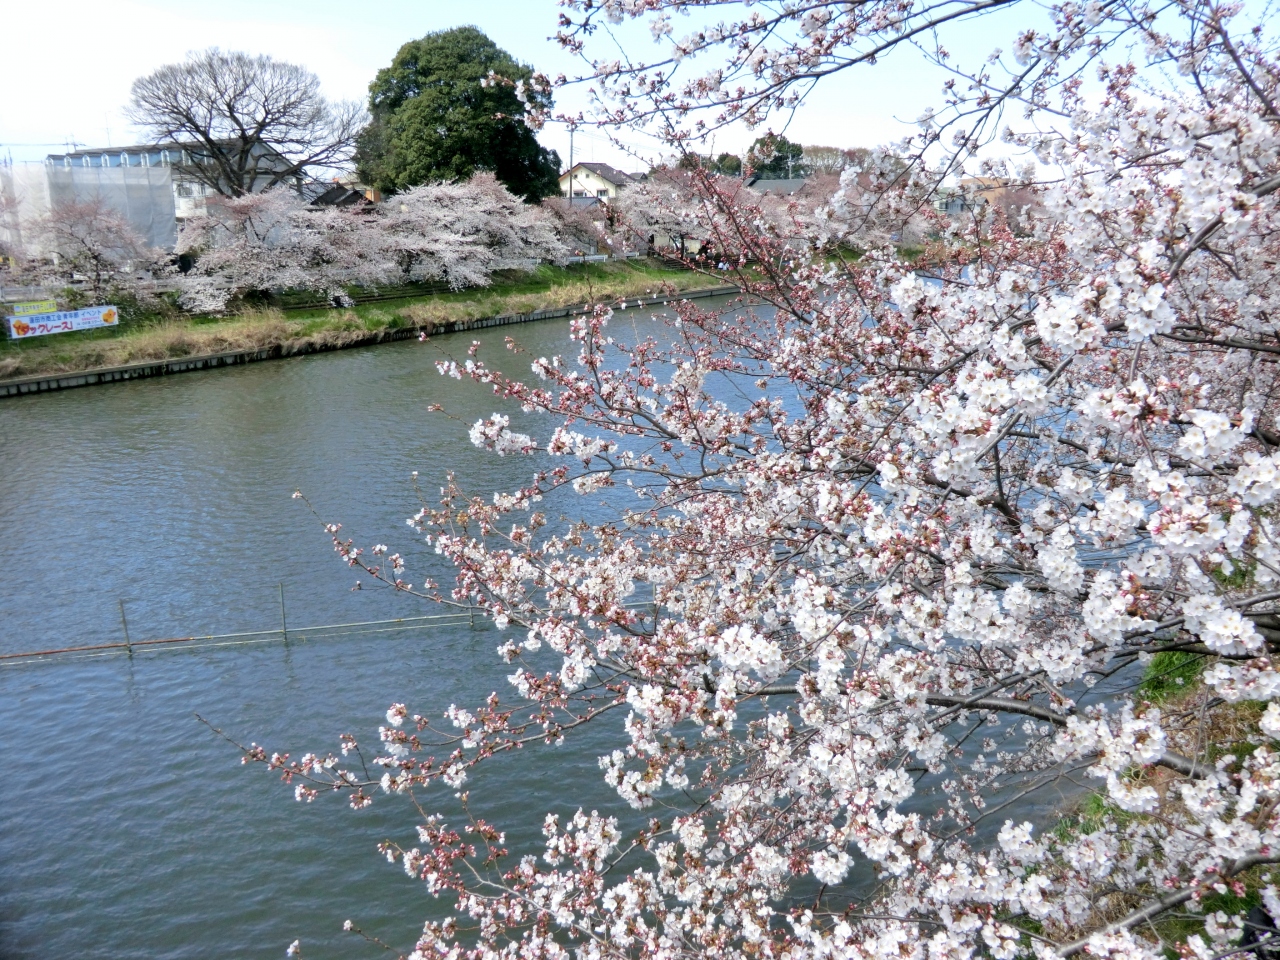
[0,141,307,259]
[2,152,179,255]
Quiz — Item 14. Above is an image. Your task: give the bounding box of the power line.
[540,119,657,152]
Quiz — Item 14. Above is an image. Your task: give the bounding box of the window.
[597,189,609,198]
[82,156,90,168]
[573,190,588,198]
[160,150,171,166]
[176,181,194,198]
[120,153,130,167]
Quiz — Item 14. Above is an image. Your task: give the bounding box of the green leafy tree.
[673,152,742,175]
[713,152,742,176]
[746,133,805,179]
[355,27,561,202]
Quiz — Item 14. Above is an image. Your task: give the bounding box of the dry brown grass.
[0,312,378,379]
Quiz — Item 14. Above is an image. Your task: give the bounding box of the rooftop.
[45,140,288,169]
[561,162,642,187]
[745,176,809,195]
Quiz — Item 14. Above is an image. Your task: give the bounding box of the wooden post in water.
[279,583,288,644]
[118,600,132,655]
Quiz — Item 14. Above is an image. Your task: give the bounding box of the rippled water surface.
[0,310,683,959]
[0,294,1083,958]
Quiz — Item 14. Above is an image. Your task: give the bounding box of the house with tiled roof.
[558,162,642,203]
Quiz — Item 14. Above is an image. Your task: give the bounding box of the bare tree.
[127,49,366,198]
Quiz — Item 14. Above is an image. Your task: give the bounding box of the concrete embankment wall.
[0,286,738,400]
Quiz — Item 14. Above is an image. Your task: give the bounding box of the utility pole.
[568,124,576,198]
[557,119,586,197]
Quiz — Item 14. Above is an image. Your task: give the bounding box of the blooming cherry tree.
[175,173,566,313]
[243,3,1280,959]
[29,198,165,304]
[379,173,567,289]
[174,189,397,313]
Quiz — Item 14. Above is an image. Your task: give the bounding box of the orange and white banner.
[6,305,120,339]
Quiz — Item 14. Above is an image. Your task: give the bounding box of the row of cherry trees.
[174,173,568,313]
[7,167,861,319]
[2,174,571,316]
[242,0,1280,959]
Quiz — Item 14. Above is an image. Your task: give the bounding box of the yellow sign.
[11,300,59,316]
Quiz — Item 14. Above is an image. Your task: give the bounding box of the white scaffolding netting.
[0,162,51,257]
[1,161,177,255]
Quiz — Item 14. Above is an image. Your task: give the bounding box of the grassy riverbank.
[1034,651,1271,953]
[0,260,723,382]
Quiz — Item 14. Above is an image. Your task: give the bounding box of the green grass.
[0,260,725,382]
[1054,792,1130,838]
[1213,560,1256,590]
[1137,651,1207,704]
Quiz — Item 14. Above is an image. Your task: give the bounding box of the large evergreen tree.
[355,27,561,202]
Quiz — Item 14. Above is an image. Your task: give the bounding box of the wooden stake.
[118,600,132,654]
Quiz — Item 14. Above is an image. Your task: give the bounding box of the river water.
[0,296,1079,958]
[0,310,677,959]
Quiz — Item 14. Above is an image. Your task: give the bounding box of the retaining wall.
[0,286,739,399]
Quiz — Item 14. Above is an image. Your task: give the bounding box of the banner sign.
[11,299,59,316]
[6,305,120,339]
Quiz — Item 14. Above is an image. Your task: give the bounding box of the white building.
[2,150,180,254]
[558,162,641,202]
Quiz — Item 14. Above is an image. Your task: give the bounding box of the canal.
[0,294,1083,958]
[0,307,676,959]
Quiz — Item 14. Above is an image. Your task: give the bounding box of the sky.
[0,0,1043,174]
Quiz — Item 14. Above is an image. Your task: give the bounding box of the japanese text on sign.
[6,305,120,339]
[11,300,59,316]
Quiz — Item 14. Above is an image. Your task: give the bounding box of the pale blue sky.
[2,0,1044,171]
